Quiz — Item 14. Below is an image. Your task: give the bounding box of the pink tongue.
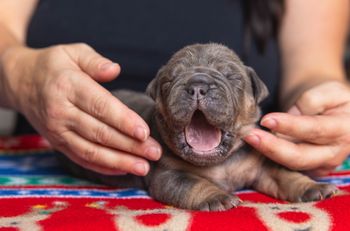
[185,111,222,152]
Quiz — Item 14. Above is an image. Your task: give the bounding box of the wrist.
[0,46,37,111]
[279,66,346,110]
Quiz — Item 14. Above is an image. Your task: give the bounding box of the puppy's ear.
[245,66,269,104]
[146,78,158,100]
[147,66,167,100]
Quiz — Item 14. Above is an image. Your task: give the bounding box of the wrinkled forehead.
[171,44,241,64]
[165,46,246,77]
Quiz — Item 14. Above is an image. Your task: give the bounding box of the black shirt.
[16,0,280,134]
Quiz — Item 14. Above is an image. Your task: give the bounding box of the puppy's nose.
[186,74,213,99]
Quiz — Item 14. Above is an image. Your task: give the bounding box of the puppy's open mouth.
[185,110,222,153]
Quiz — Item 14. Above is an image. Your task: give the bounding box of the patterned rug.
[0,135,350,231]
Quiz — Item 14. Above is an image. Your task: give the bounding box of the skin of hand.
[0,44,162,176]
[245,81,350,176]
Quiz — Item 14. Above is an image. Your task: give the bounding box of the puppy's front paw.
[301,183,338,202]
[197,194,242,211]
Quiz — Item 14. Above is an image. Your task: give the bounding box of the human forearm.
[0,24,26,109]
[279,0,349,109]
[0,23,21,52]
[0,0,38,108]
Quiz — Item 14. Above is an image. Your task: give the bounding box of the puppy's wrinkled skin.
[61,44,337,211]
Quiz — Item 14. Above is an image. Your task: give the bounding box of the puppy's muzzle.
[185,74,214,100]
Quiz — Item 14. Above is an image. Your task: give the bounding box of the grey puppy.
[62,43,337,211]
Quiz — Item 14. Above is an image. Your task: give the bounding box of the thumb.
[65,43,121,82]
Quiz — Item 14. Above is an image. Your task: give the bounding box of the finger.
[69,72,150,141]
[275,132,300,143]
[292,81,350,115]
[60,151,128,176]
[68,107,161,161]
[244,128,336,170]
[260,113,347,144]
[59,131,150,176]
[64,43,121,82]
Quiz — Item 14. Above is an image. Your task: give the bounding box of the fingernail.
[244,134,260,146]
[145,146,162,160]
[133,162,149,176]
[261,118,277,129]
[134,126,148,141]
[100,62,116,71]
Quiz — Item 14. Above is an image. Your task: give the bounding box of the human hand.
[244,81,350,176]
[1,43,161,176]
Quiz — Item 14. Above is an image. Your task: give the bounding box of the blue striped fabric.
[0,151,349,198]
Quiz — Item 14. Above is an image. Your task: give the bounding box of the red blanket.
[0,135,350,231]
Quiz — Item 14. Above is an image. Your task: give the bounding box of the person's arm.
[0,0,38,108]
[0,0,161,176]
[279,0,349,109]
[244,0,350,176]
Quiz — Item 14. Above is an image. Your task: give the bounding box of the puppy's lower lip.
[184,110,222,152]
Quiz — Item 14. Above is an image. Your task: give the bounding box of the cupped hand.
[244,81,350,176]
[1,43,161,176]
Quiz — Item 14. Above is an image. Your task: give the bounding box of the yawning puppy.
[62,43,337,211]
